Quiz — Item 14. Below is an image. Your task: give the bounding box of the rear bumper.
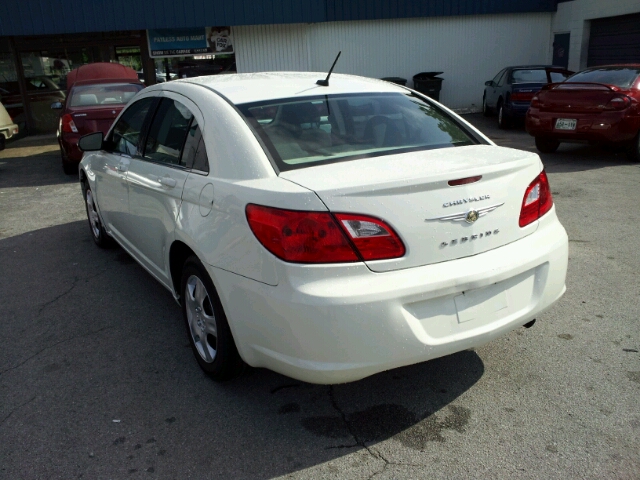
[210,210,568,384]
[0,123,19,139]
[526,108,640,144]
[504,102,531,118]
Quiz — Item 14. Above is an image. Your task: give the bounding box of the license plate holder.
[555,118,577,130]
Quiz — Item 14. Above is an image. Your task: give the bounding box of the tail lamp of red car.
[245,204,405,263]
[519,171,553,227]
[530,95,541,108]
[605,95,631,111]
[60,114,78,134]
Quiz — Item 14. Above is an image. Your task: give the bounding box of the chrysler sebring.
[77,72,568,384]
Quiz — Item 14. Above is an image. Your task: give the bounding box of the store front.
[0,27,235,135]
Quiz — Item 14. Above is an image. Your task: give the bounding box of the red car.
[53,63,144,174]
[526,65,640,162]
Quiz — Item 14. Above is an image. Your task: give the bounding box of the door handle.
[157,177,177,188]
[115,164,127,172]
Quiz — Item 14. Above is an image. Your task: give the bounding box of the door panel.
[126,159,189,280]
[93,151,130,242]
[124,96,200,280]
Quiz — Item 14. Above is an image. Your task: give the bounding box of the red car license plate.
[555,118,577,130]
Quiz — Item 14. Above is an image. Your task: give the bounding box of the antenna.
[316,51,342,87]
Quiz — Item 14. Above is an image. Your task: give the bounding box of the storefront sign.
[147,27,233,58]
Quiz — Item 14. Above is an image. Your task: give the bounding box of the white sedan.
[77,72,568,384]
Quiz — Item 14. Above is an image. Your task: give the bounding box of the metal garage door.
[587,13,640,67]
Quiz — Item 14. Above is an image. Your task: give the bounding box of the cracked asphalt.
[1,116,639,479]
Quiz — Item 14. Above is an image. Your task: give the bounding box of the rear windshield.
[566,67,640,89]
[238,93,479,171]
[69,83,143,107]
[511,69,569,84]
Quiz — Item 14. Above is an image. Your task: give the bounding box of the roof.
[2,0,560,37]
[67,63,140,90]
[179,72,406,105]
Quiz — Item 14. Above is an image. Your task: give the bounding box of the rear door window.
[144,98,194,167]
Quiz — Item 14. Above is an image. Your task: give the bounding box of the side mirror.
[51,101,63,110]
[78,131,104,152]
[0,134,5,151]
[484,81,493,87]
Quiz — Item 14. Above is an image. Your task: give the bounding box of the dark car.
[483,65,572,129]
[526,65,640,161]
[52,63,143,174]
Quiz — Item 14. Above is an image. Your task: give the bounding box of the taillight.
[511,92,535,102]
[334,213,405,261]
[61,114,78,133]
[245,204,405,263]
[605,95,631,111]
[519,171,553,227]
[530,95,541,108]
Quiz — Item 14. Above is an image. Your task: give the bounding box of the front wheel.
[535,137,560,154]
[84,185,113,248]
[626,132,640,162]
[482,95,491,116]
[181,256,244,381]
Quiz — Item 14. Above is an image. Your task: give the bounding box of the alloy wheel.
[85,189,101,240]
[185,275,218,363]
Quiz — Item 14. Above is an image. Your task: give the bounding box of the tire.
[181,256,244,381]
[84,184,113,248]
[482,95,491,116]
[61,149,77,175]
[497,101,510,129]
[535,137,560,154]
[626,132,640,162]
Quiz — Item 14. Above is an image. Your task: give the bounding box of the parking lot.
[0,116,639,479]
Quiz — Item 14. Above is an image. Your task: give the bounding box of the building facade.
[1,0,638,135]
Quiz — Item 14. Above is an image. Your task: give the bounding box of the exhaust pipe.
[523,319,536,329]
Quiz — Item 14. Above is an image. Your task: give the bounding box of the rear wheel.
[181,256,244,381]
[626,132,640,162]
[497,102,510,129]
[535,137,560,154]
[61,149,77,175]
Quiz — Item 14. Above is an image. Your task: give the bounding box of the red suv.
[53,63,143,174]
[526,65,640,162]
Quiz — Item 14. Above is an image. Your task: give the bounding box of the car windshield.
[238,92,478,171]
[511,69,568,83]
[566,67,640,89]
[69,83,143,107]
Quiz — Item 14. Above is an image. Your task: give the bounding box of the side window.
[180,118,201,169]
[496,70,508,87]
[192,138,210,174]
[109,97,154,156]
[492,69,505,85]
[144,98,194,166]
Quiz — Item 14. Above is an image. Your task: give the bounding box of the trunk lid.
[69,105,123,136]
[280,145,542,272]
[536,83,622,114]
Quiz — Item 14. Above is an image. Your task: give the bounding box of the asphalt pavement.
[0,116,639,479]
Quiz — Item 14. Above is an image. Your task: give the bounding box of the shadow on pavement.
[0,220,484,479]
[0,134,75,189]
